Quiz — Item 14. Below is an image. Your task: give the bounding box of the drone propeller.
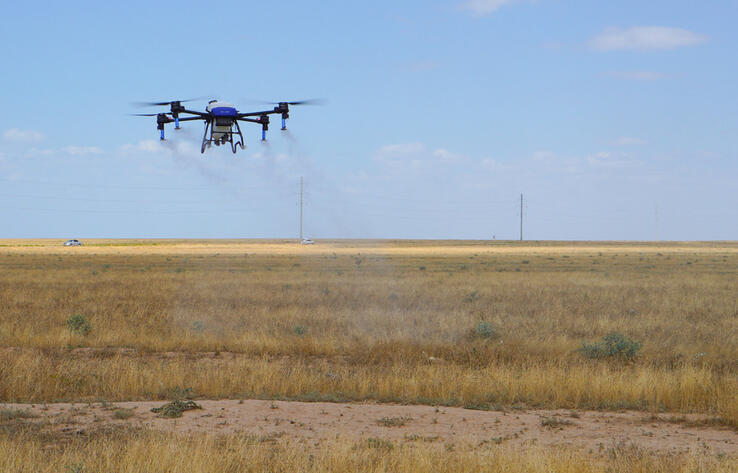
[132,97,208,107]
[279,99,324,106]
[129,113,165,117]
[242,98,325,106]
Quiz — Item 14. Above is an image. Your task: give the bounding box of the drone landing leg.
[234,122,245,152]
[201,121,210,154]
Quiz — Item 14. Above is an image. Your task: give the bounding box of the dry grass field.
[3,430,737,473]
[1,239,736,471]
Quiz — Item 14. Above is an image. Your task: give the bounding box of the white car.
[301,238,315,245]
[63,239,82,247]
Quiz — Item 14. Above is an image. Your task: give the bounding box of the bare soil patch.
[3,400,736,456]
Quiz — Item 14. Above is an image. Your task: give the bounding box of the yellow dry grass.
[0,240,736,424]
[2,429,736,473]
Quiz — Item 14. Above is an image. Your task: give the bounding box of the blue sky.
[0,0,736,240]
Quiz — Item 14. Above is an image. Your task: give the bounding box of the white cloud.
[613,137,647,146]
[375,143,426,161]
[460,0,522,16]
[480,158,508,172]
[62,146,103,155]
[607,71,667,81]
[3,128,46,143]
[120,139,200,158]
[20,145,105,158]
[590,26,707,51]
[374,143,473,171]
[432,148,465,162]
[586,151,639,168]
[25,148,55,157]
[532,150,557,161]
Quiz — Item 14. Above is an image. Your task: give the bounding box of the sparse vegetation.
[113,408,135,420]
[0,408,39,421]
[377,416,412,427]
[151,400,202,418]
[65,463,85,473]
[474,321,496,339]
[541,416,573,428]
[0,240,736,431]
[579,333,642,361]
[367,437,394,449]
[66,314,91,336]
[3,430,735,472]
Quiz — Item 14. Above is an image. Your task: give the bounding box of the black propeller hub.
[260,114,270,130]
[156,113,172,130]
[170,101,186,118]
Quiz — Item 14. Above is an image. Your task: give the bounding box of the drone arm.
[236,118,262,124]
[179,109,208,118]
[175,116,206,122]
[236,105,287,119]
[236,111,274,118]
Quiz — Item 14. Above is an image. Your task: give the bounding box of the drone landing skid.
[200,120,245,154]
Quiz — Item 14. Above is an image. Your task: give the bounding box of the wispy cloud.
[460,0,523,16]
[607,70,667,81]
[21,145,105,158]
[432,148,465,162]
[586,151,639,169]
[590,26,707,51]
[375,143,426,160]
[62,146,103,155]
[374,143,472,170]
[3,128,46,143]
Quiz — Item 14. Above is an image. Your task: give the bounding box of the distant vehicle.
[301,238,315,245]
[63,239,82,247]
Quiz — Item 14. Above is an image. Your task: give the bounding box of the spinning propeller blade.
[242,98,325,106]
[282,99,325,106]
[129,113,163,117]
[132,97,209,107]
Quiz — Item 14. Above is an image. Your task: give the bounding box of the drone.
[132,98,317,154]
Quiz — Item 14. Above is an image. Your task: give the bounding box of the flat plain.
[1,239,736,472]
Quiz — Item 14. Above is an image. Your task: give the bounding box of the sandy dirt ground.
[3,400,736,456]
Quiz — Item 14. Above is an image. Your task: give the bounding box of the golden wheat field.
[1,239,737,471]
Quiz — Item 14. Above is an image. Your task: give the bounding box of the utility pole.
[520,193,524,241]
[299,176,304,241]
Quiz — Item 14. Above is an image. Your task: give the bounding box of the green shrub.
[66,314,91,336]
[579,333,641,361]
[293,325,306,336]
[151,400,202,418]
[474,321,496,339]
